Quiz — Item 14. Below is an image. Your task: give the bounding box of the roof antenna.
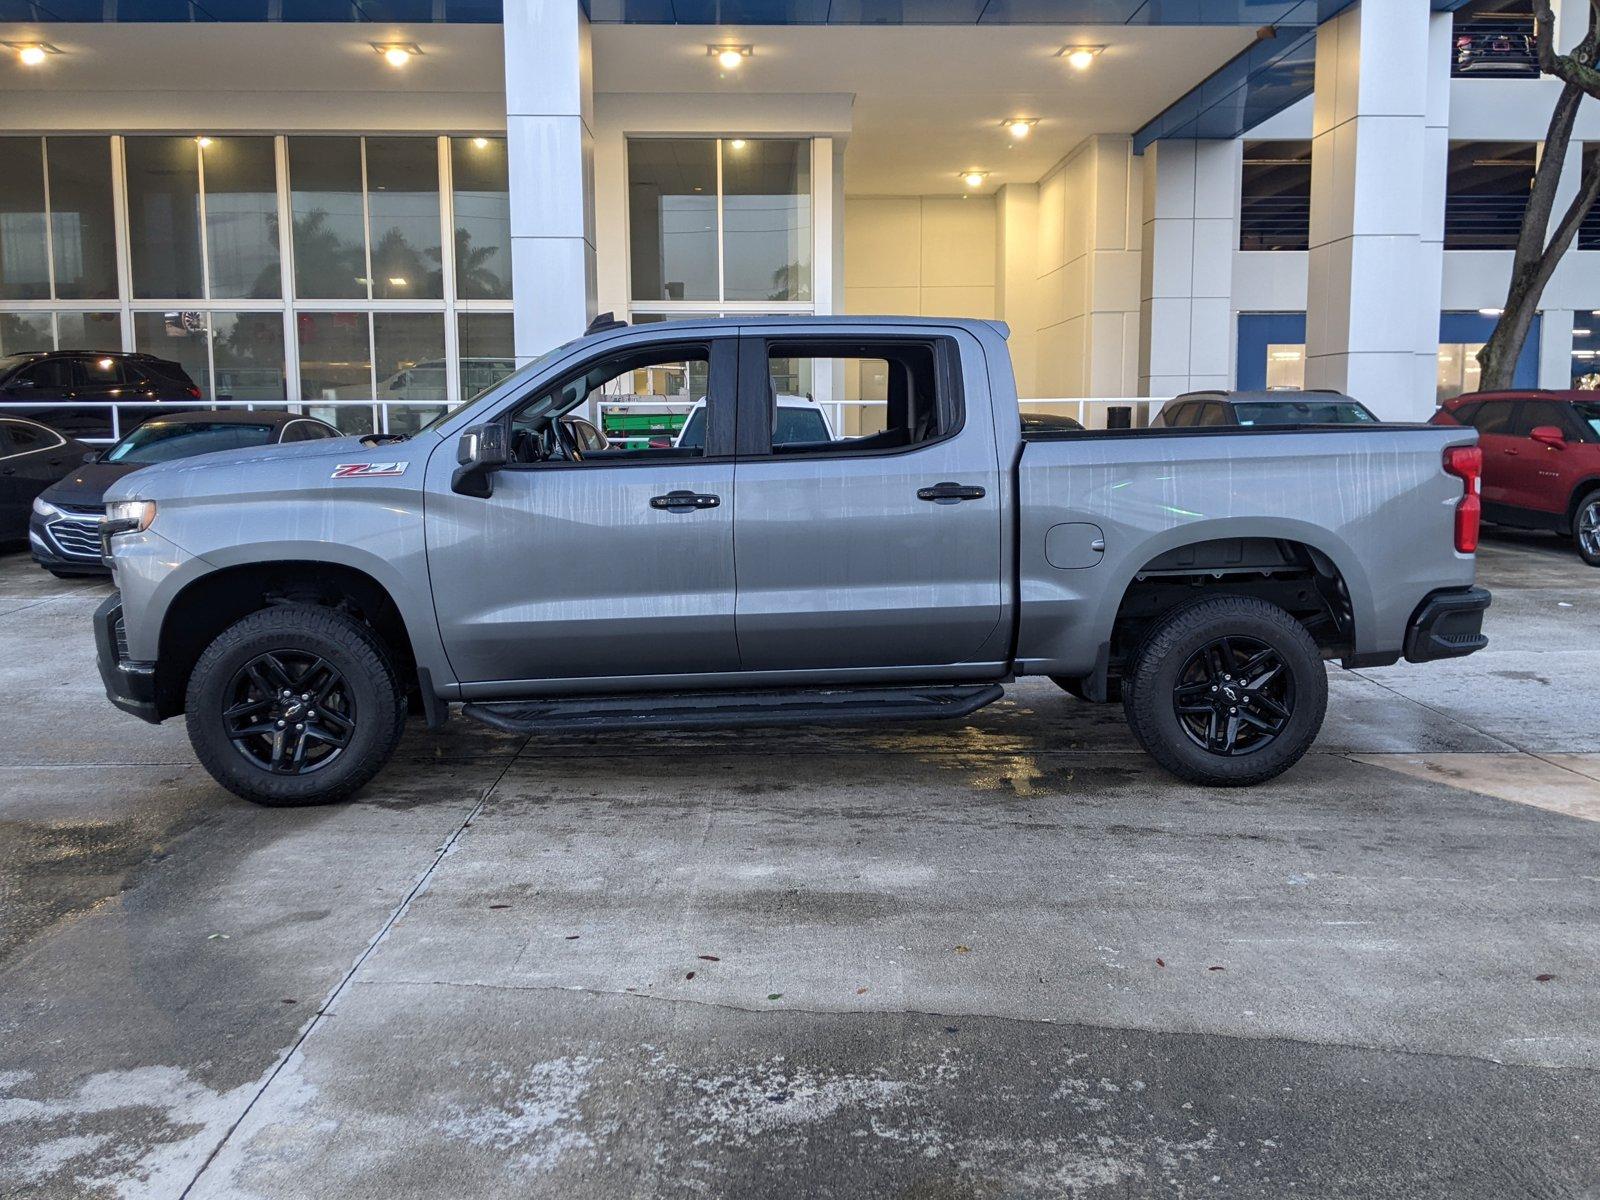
[585,311,628,335]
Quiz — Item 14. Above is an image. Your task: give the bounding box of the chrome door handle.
[650,490,720,513]
[917,482,986,504]
[1089,538,1106,552]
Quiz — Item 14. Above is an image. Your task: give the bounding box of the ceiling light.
[729,138,747,150]
[373,42,422,68]
[1003,118,1038,140]
[1478,307,1503,316]
[472,136,489,149]
[388,276,408,287]
[961,170,989,189]
[6,41,60,66]
[1574,327,1592,336]
[195,136,213,148]
[1058,45,1105,71]
[709,44,752,70]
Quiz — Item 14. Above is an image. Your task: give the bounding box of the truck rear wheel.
[185,605,406,807]
[1122,596,1327,787]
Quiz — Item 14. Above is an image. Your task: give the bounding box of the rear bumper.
[94,591,161,724]
[1404,586,1491,663]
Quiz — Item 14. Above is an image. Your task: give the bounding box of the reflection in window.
[366,138,442,300]
[55,311,121,353]
[213,312,287,402]
[628,140,718,302]
[457,311,516,400]
[723,139,811,302]
[125,137,205,299]
[297,311,371,405]
[0,138,49,300]
[202,137,281,299]
[288,137,367,300]
[374,312,447,432]
[0,311,51,355]
[47,139,117,301]
[450,137,511,299]
[134,311,211,397]
[1265,343,1305,389]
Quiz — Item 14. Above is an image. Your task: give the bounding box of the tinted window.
[76,356,122,386]
[105,421,275,464]
[3,420,54,450]
[1194,402,1230,427]
[1571,401,1600,441]
[1513,399,1570,436]
[773,407,831,444]
[10,360,72,391]
[1471,402,1517,435]
[1449,401,1482,425]
[1233,400,1378,425]
[1163,403,1195,427]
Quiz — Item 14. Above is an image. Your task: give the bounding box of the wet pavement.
[1,532,1597,1199]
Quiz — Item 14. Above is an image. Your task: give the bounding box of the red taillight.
[1443,444,1482,554]
[186,385,201,399]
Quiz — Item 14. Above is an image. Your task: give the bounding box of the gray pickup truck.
[95,316,1490,806]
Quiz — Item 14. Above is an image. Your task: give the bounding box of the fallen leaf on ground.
[564,935,580,940]
[1208,966,1225,971]
[1156,958,1166,967]
[856,987,868,995]
[685,971,695,980]
[767,993,783,1001]
[1535,973,1557,982]
[954,945,971,954]
[698,955,720,961]
[487,904,510,910]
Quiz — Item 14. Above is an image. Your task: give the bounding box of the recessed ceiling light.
[1057,45,1105,71]
[1478,307,1503,316]
[729,138,748,150]
[372,42,422,68]
[1003,118,1038,140]
[195,136,213,148]
[472,136,489,149]
[1574,327,1592,336]
[6,41,60,66]
[709,44,752,70]
[961,170,989,189]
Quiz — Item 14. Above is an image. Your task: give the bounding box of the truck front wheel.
[185,605,407,806]
[1122,596,1327,787]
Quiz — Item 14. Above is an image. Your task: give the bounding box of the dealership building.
[1,0,1598,435]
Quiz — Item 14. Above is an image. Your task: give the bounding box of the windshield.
[1573,401,1600,440]
[415,340,580,435]
[1234,400,1377,426]
[105,421,275,464]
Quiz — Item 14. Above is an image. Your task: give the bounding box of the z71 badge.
[331,462,407,479]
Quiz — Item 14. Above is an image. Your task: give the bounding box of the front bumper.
[1404,586,1491,663]
[94,591,162,724]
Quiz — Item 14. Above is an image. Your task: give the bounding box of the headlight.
[32,496,62,520]
[104,499,158,533]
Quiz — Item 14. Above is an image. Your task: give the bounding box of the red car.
[1432,390,1600,565]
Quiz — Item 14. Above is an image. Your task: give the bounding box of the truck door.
[730,330,1006,672]
[426,336,741,686]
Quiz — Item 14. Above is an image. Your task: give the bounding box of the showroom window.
[1572,316,1600,388]
[1444,141,1535,250]
[627,138,813,315]
[1239,141,1311,252]
[0,134,513,437]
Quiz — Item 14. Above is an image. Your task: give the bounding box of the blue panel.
[1236,312,1305,390]
[1441,311,1542,388]
[1134,23,1316,151]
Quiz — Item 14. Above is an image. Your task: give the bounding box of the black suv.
[0,350,203,440]
[1153,389,1380,429]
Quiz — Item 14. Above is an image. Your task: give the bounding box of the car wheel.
[1122,596,1327,787]
[1575,491,1600,567]
[185,605,406,807]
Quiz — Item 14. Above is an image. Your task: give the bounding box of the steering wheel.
[550,418,583,463]
[511,427,542,464]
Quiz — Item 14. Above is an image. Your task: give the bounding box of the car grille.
[48,517,103,560]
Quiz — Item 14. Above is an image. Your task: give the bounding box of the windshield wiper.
[360,433,409,447]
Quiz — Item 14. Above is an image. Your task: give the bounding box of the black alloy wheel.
[223,649,357,775]
[1171,636,1295,756]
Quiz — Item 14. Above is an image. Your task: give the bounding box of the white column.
[504,0,596,362]
[1137,139,1239,396]
[1305,3,1448,419]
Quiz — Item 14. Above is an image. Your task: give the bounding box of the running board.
[461,683,1005,735]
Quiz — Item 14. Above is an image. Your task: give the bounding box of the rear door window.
[1512,399,1571,437]
[1470,402,1516,435]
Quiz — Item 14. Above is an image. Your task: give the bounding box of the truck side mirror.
[1529,425,1566,449]
[452,421,509,498]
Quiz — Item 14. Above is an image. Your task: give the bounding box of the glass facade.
[627,137,813,317]
[0,133,513,435]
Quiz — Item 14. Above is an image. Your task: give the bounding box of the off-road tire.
[1122,595,1327,787]
[185,605,406,806]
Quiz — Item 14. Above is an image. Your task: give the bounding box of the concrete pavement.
[1,531,1597,1198]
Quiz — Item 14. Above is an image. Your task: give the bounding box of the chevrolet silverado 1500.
[95,316,1490,806]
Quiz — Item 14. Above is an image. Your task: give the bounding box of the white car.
[675,394,834,449]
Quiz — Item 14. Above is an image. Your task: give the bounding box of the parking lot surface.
[2,533,1597,1199]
